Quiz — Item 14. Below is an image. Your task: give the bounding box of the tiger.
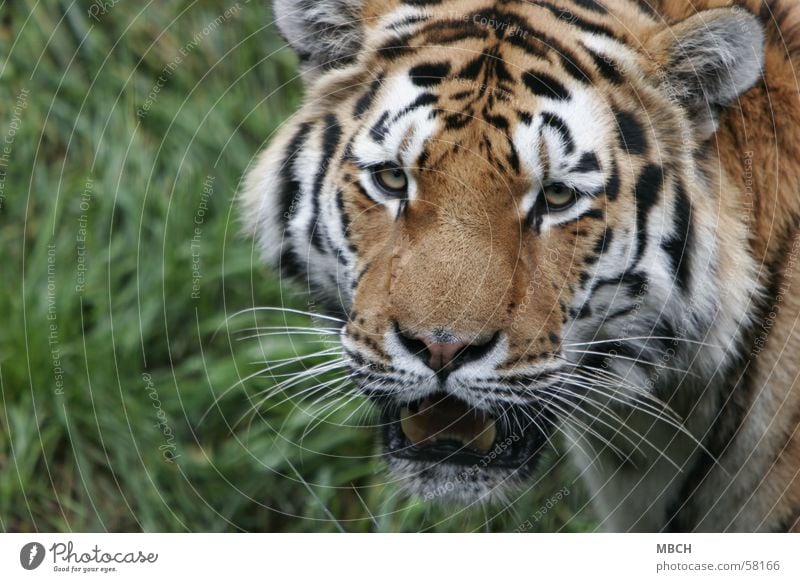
[241,0,800,532]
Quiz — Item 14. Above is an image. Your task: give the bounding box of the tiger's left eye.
[542,183,578,210]
[372,164,408,196]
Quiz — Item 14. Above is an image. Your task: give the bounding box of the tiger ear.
[273,0,367,81]
[649,7,764,137]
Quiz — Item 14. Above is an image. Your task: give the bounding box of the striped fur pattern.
[242,0,800,531]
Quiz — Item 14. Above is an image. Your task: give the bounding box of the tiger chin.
[241,0,800,532]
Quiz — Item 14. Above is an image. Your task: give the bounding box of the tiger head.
[243,0,764,503]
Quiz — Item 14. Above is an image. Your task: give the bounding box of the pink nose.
[420,339,474,371]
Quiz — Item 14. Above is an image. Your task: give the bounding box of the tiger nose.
[396,326,500,375]
[422,339,474,371]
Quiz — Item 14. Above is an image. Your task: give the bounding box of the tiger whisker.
[235,377,351,432]
[251,358,347,382]
[540,387,648,465]
[195,358,340,429]
[539,391,637,465]
[552,370,684,425]
[237,330,341,341]
[562,348,699,377]
[542,383,705,472]
[564,336,722,350]
[256,360,348,394]
[567,365,687,423]
[514,404,559,454]
[535,398,616,468]
[238,325,341,333]
[301,390,366,443]
[225,306,346,325]
[246,346,343,367]
[258,374,351,415]
[549,369,702,447]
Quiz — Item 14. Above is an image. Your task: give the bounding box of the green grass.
[0,0,591,532]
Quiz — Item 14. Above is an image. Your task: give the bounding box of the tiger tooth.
[472,419,497,453]
[400,406,428,445]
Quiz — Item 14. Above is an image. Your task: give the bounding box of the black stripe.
[390,14,430,30]
[569,303,592,319]
[376,35,414,60]
[278,121,314,277]
[353,180,378,204]
[587,48,624,84]
[581,207,604,220]
[506,138,521,174]
[427,26,489,45]
[335,188,358,260]
[523,70,571,100]
[416,147,429,171]
[540,112,575,155]
[458,55,486,81]
[558,52,592,83]
[632,0,658,17]
[473,9,534,41]
[315,116,342,196]
[591,269,648,298]
[604,157,620,201]
[525,204,544,233]
[517,110,534,124]
[396,92,438,118]
[614,108,648,156]
[555,206,605,232]
[444,110,474,130]
[538,4,616,38]
[421,19,490,45]
[450,90,473,101]
[633,164,664,263]
[279,122,313,220]
[605,303,638,319]
[484,111,510,132]
[572,0,607,14]
[369,111,391,143]
[491,53,513,83]
[409,62,451,86]
[310,114,342,253]
[661,182,693,292]
[593,227,614,254]
[499,24,557,58]
[402,0,442,5]
[503,27,552,59]
[573,151,600,174]
[353,75,384,119]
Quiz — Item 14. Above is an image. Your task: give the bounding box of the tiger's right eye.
[542,183,579,211]
[372,164,408,197]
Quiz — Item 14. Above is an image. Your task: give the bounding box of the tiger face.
[243,0,764,504]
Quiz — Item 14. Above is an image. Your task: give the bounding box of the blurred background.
[0,0,590,532]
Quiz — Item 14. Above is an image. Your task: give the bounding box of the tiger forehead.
[338,0,649,172]
[346,53,615,187]
[363,0,642,77]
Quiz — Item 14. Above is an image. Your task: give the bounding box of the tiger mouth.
[379,392,549,470]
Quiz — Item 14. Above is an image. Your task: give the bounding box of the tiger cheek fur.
[243,0,800,531]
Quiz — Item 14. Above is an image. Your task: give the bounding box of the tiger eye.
[543,184,577,210]
[372,165,408,195]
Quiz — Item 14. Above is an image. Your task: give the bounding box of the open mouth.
[379,392,549,472]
